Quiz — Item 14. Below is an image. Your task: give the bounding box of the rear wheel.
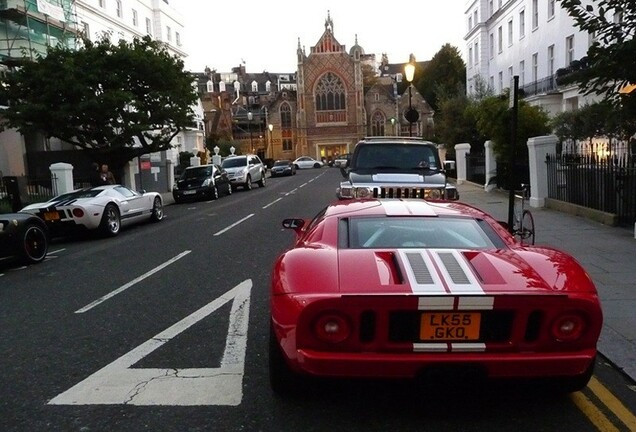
[269,324,304,396]
[150,197,163,222]
[226,183,233,195]
[99,204,120,237]
[521,210,535,245]
[313,163,321,168]
[20,223,48,264]
[244,176,252,190]
[211,185,219,200]
[258,172,266,187]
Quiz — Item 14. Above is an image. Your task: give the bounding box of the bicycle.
[513,183,535,245]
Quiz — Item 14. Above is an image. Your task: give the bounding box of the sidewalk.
[455,181,636,382]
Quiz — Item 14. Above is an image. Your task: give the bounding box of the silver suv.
[221,154,266,191]
[337,137,459,200]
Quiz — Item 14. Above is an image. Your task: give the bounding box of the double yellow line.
[571,376,636,431]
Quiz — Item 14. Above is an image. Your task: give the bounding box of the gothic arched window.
[280,103,292,128]
[315,72,346,111]
[371,111,385,136]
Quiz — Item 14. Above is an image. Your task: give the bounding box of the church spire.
[325,10,333,33]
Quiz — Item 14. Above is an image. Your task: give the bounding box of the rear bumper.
[294,349,596,379]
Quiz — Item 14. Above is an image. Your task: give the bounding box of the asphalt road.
[1,168,635,432]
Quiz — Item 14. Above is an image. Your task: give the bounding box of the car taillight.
[313,313,351,343]
[551,314,585,342]
[72,208,84,218]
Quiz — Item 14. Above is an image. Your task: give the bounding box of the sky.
[178,1,467,74]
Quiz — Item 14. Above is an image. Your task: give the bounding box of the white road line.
[50,280,252,406]
[299,182,308,188]
[214,214,254,236]
[285,188,298,196]
[75,250,192,314]
[48,248,66,255]
[262,198,283,209]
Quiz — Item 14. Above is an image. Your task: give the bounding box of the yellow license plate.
[420,312,481,341]
[43,211,60,221]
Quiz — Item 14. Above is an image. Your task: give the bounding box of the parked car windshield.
[354,144,439,171]
[182,166,213,178]
[273,160,291,167]
[222,157,247,168]
[347,217,496,249]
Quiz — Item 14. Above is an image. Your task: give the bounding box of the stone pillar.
[166,159,174,192]
[527,135,557,208]
[49,163,74,195]
[484,140,497,191]
[454,143,471,185]
[190,156,201,167]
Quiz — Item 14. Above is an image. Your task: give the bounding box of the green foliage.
[361,63,379,90]
[473,94,551,161]
[551,100,636,142]
[205,134,239,157]
[435,94,486,157]
[0,36,197,170]
[415,44,466,111]
[558,0,636,101]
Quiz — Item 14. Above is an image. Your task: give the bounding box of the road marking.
[588,376,636,430]
[75,250,192,313]
[263,198,283,209]
[570,391,620,432]
[50,280,252,406]
[214,214,254,236]
[299,182,308,188]
[48,248,66,254]
[285,188,298,196]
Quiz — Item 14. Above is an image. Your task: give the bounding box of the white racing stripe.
[413,343,448,352]
[451,343,486,352]
[214,214,254,236]
[428,249,485,295]
[398,250,447,294]
[75,250,191,313]
[418,297,454,310]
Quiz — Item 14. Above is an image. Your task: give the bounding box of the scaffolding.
[0,0,80,66]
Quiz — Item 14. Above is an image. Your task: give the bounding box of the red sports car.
[269,199,602,394]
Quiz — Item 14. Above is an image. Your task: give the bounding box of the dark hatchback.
[173,164,232,203]
[270,160,296,177]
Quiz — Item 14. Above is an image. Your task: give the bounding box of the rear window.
[222,157,247,168]
[347,217,496,249]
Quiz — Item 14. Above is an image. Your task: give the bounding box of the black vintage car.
[0,213,49,265]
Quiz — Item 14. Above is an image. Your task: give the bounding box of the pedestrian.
[100,164,116,185]
[89,162,101,187]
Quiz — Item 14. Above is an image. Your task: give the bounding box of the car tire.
[557,358,595,393]
[313,163,321,168]
[226,183,233,196]
[19,222,48,264]
[258,172,266,187]
[150,196,163,222]
[269,324,304,397]
[99,203,121,237]
[294,164,299,170]
[211,185,219,200]
[244,176,252,190]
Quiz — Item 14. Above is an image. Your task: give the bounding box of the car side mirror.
[282,218,306,235]
[340,167,349,178]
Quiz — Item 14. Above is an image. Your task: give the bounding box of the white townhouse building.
[0,0,203,185]
[464,0,603,117]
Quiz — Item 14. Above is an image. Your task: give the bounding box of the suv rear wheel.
[258,172,266,187]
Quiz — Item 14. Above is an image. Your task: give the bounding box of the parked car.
[270,160,296,177]
[0,212,49,265]
[221,154,266,190]
[293,156,324,169]
[333,153,352,168]
[337,136,459,200]
[269,199,602,395]
[173,164,232,203]
[20,185,163,237]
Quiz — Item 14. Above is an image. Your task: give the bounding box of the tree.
[474,94,551,163]
[0,36,197,171]
[558,0,636,101]
[361,63,379,90]
[435,94,486,159]
[415,44,466,112]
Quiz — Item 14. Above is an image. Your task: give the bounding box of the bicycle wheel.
[521,209,535,245]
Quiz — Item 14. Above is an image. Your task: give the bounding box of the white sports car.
[20,185,163,237]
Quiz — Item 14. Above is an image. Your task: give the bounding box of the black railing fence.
[546,152,636,226]
[1,175,58,212]
[466,153,486,185]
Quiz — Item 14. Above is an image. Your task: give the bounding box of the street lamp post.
[247,111,253,151]
[268,123,274,159]
[404,62,418,137]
